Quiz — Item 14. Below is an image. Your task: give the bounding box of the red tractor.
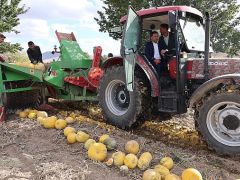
[99,6,240,155]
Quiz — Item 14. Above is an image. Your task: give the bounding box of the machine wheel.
[196,91,240,155]
[99,66,146,129]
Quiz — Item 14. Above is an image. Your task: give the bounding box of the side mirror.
[109,26,123,34]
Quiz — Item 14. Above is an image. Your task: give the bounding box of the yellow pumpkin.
[23,108,31,113]
[65,116,75,124]
[43,116,57,129]
[29,109,38,114]
[64,127,76,137]
[112,151,125,166]
[160,157,174,170]
[84,139,96,150]
[181,168,203,180]
[124,154,138,169]
[143,169,161,180]
[37,111,48,118]
[19,111,28,118]
[55,119,67,129]
[165,173,181,180]
[125,140,140,155]
[138,152,153,170]
[37,117,44,124]
[99,134,110,143]
[88,143,107,161]
[76,131,90,143]
[28,112,37,119]
[154,165,170,179]
[67,133,77,144]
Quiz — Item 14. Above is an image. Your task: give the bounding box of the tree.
[94,0,240,56]
[0,0,28,53]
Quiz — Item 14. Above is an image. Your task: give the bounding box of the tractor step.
[158,91,178,113]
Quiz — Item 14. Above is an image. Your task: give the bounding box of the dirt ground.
[0,102,240,180]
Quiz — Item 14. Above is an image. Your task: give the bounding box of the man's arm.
[27,49,34,63]
[36,46,43,63]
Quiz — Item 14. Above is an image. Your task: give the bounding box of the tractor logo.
[209,62,228,66]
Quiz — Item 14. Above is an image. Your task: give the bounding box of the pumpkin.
[84,139,96,150]
[105,158,114,166]
[37,117,44,124]
[120,165,129,176]
[125,140,139,155]
[29,109,38,114]
[103,137,116,150]
[181,168,203,180]
[165,173,181,180]
[143,169,161,180]
[23,108,31,113]
[99,134,110,143]
[65,116,75,124]
[55,119,67,129]
[87,143,107,161]
[160,157,174,170]
[138,152,153,170]
[67,133,77,144]
[43,116,57,129]
[28,112,37,119]
[154,165,170,179]
[76,131,90,143]
[124,154,138,169]
[112,151,125,166]
[37,111,48,118]
[19,111,28,118]
[64,127,76,137]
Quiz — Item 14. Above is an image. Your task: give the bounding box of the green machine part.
[55,40,92,70]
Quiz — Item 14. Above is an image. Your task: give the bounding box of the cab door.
[121,6,141,91]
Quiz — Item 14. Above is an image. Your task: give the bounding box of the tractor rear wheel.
[196,91,240,155]
[99,66,146,129]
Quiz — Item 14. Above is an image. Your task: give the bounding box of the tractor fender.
[101,55,159,97]
[189,73,240,108]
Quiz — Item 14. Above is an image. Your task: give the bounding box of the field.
[0,101,239,180]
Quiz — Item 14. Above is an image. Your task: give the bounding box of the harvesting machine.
[0,31,104,122]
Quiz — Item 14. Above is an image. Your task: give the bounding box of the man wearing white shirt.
[144,31,162,76]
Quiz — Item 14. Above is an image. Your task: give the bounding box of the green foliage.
[0,0,28,53]
[95,0,240,55]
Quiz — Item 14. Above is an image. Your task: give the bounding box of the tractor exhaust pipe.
[204,12,210,80]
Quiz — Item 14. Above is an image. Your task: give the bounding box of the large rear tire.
[196,91,240,155]
[99,66,146,129]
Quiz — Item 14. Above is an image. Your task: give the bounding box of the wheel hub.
[218,106,240,136]
[207,102,240,146]
[105,80,130,116]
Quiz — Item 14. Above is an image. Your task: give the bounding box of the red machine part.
[0,106,6,124]
[168,57,193,79]
[64,46,104,89]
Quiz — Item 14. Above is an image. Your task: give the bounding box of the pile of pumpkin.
[12,62,46,71]
[17,109,203,180]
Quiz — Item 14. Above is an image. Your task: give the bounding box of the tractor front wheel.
[99,66,143,129]
[196,91,240,155]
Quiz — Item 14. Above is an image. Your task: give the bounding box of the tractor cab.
[119,6,209,113]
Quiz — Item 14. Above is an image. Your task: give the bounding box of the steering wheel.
[164,49,176,58]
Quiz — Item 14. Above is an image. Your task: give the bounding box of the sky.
[5,0,121,56]
[5,0,240,56]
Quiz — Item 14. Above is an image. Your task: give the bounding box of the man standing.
[27,41,43,64]
[144,31,162,76]
[0,33,6,44]
[159,24,175,57]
